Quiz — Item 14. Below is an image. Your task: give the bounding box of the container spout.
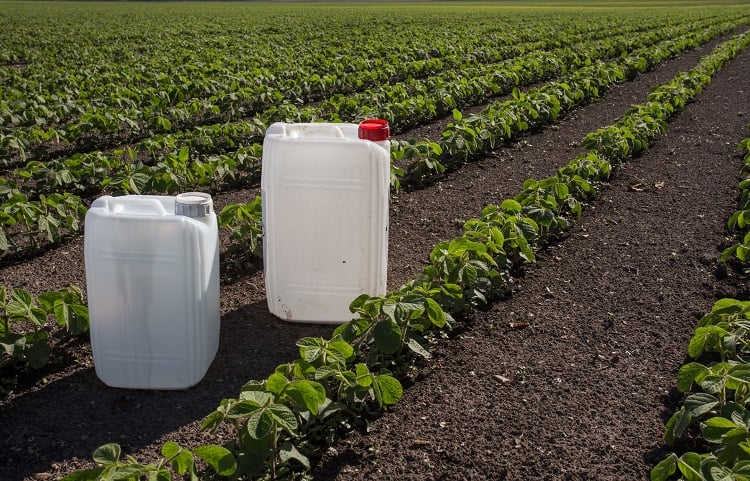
[175,192,213,218]
[358,119,390,142]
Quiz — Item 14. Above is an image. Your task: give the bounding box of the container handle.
[107,197,169,216]
[284,124,345,139]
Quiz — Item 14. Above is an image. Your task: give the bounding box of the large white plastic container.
[84,192,220,389]
[262,119,391,324]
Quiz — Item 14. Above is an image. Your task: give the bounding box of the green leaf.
[170,449,194,475]
[406,337,432,359]
[297,337,324,363]
[678,363,709,392]
[268,404,298,434]
[200,409,226,433]
[672,407,693,440]
[128,172,151,195]
[733,459,750,475]
[7,288,46,325]
[105,463,150,479]
[93,443,122,465]
[373,319,402,355]
[712,298,746,314]
[151,469,171,481]
[193,445,236,476]
[265,372,288,395]
[0,229,8,252]
[704,462,732,481]
[38,287,89,335]
[686,333,709,359]
[500,199,522,214]
[677,452,705,481]
[228,400,264,419]
[161,441,180,459]
[60,467,106,481]
[327,338,355,361]
[650,453,677,481]
[279,440,310,469]
[728,365,750,388]
[373,374,403,407]
[425,297,446,328]
[285,380,326,415]
[701,375,726,395]
[703,416,739,443]
[178,146,189,163]
[684,393,720,418]
[355,363,373,387]
[24,338,51,369]
[246,410,274,440]
[238,390,273,406]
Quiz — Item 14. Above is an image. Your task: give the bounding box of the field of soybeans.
[4,2,750,480]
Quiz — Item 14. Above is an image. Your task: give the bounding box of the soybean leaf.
[678,362,709,392]
[279,441,310,470]
[267,404,298,434]
[372,374,403,407]
[664,407,690,445]
[373,319,401,355]
[676,452,705,481]
[59,467,106,481]
[161,441,180,459]
[38,287,88,335]
[650,453,677,481]
[406,337,432,360]
[285,380,326,415]
[297,337,324,363]
[246,410,274,440]
[193,445,236,476]
[92,443,121,465]
[712,298,746,315]
[425,297,446,328]
[7,288,46,326]
[355,363,373,387]
[684,393,720,418]
[500,199,522,214]
[170,449,194,476]
[703,417,739,443]
[689,326,727,358]
[24,339,50,369]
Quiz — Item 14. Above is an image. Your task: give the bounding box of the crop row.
[58,12,734,176]
[59,26,750,481]
[6,15,722,192]
[2,13,737,166]
[0,23,731,261]
[721,127,750,264]
[221,22,747,261]
[650,124,750,481]
[3,9,734,162]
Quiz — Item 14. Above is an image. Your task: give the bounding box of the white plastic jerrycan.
[262,119,390,324]
[84,192,220,389]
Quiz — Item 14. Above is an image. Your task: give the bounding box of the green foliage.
[723,124,750,265]
[11,4,750,480]
[652,33,750,476]
[60,442,236,481]
[217,197,264,267]
[0,286,88,398]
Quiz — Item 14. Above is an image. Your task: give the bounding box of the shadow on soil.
[0,299,333,480]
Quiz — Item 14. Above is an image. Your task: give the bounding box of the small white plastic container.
[262,119,391,324]
[84,192,220,389]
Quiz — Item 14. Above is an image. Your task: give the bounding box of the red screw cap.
[358,119,390,142]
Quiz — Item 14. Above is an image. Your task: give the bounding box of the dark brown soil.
[2,33,750,481]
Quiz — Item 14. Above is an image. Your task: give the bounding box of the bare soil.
[1,33,750,481]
